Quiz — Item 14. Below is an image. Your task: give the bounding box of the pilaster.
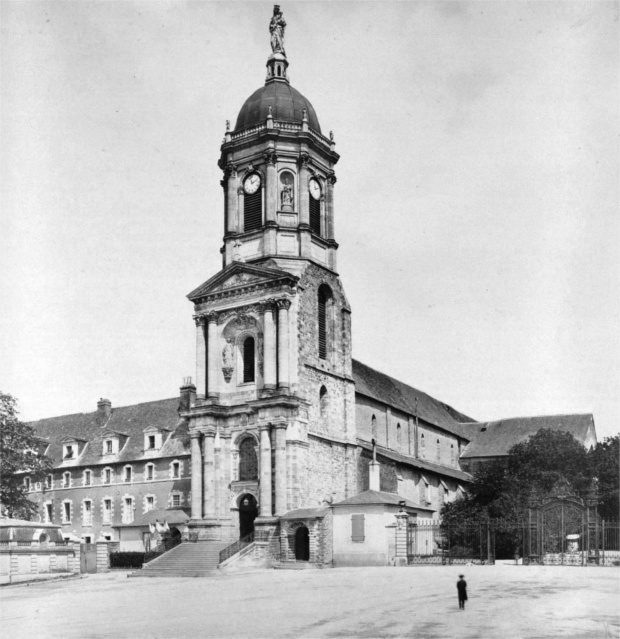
[206,313,219,399]
[258,424,273,517]
[194,316,207,399]
[203,430,216,519]
[274,423,288,516]
[277,299,291,390]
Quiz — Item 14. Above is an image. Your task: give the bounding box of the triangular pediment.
[187,262,297,302]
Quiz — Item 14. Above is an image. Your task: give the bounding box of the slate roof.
[332,490,433,513]
[235,80,321,133]
[29,398,190,467]
[352,360,475,439]
[357,439,472,483]
[279,508,329,520]
[460,414,596,459]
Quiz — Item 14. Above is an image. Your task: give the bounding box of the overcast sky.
[2,1,618,440]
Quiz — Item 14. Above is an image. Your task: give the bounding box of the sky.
[1,1,618,440]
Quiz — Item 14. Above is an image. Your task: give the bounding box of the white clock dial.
[309,178,321,200]
[244,174,261,194]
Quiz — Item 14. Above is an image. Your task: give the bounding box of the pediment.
[187,262,297,302]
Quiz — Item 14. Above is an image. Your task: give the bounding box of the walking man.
[457,574,468,610]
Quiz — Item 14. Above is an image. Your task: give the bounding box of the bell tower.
[218,5,340,275]
[183,5,356,547]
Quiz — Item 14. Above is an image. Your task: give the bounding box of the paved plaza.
[1,564,618,639]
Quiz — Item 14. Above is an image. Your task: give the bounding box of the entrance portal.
[295,526,310,561]
[239,494,258,539]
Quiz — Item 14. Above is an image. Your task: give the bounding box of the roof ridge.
[460,413,593,426]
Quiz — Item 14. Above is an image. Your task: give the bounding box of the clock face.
[309,178,321,200]
[244,174,261,195]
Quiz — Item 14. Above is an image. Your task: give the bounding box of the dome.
[234,80,321,133]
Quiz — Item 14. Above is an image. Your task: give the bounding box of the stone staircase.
[130,542,228,578]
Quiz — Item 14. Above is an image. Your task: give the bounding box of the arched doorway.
[295,526,310,561]
[239,494,258,539]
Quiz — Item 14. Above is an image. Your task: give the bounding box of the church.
[21,6,595,569]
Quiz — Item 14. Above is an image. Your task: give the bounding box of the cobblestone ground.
[1,564,618,638]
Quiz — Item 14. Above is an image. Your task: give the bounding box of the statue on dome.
[269,5,286,56]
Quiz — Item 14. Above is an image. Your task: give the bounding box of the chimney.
[179,378,196,413]
[97,398,112,426]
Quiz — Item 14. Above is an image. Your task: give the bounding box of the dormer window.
[105,440,113,454]
[64,445,74,459]
[143,428,165,452]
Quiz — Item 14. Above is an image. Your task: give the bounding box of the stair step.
[132,541,234,578]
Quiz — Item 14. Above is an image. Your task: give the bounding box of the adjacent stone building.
[20,7,596,564]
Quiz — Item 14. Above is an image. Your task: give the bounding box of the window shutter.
[243,337,255,382]
[244,190,262,231]
[318,290,327,359]
[351,514,365,541]
[309,196,321,235]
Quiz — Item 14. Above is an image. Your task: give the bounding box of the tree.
[0,392,52,519]
[589,435,619,520]
[443,429,595,526]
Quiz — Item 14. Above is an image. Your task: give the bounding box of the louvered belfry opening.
[309,196,321,235]
[243,336,255,382]
[318,285,331,360]
[244,189,262,232]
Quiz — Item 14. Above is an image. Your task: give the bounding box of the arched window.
[243,336,255,383]
[396,423,402,445]
[318,285,332,360]
[451,444,455,465]
[437,439,441,460]
[420,433,425,456]
[371,415,377,439]
[238,438,258,481]
[319,386,328,418]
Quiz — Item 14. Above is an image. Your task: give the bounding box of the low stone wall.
[0,541,80,576]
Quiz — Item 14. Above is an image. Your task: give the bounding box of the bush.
[110,551,145,568]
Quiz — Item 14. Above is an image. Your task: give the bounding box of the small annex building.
[331,490,433,567]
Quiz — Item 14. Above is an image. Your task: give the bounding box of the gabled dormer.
[60,436,88,464]
[143,425,169,455]
[101,430,129,457]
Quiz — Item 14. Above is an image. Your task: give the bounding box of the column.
[326,173,336,239]
[226,164,237,234]
[298,153,310,226]
[259,424,272,517]
[237,187,244,234]
[206,314,218,399]
[274,423,288,515]
[203,431,216,519]
[195,317,206,399]
[264,150,277,223]
[277,299,290,390]
[263,303,277,389]
[220,433,232,519]
[190,432,203,519]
